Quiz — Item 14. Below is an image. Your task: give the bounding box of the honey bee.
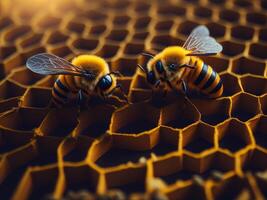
[138,25,223,98]
[26,53,128,107]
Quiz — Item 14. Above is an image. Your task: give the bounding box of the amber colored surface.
[0,0,267,199]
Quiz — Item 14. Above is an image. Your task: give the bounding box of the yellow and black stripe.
[191,62,223,98]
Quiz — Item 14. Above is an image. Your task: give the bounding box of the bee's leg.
[181,80,187,96]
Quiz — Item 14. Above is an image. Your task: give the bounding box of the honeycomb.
[0,0,267,199]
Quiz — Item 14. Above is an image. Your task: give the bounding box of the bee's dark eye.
[169,64,177,71]
[155,61,164,73]
[147,71,156,84]
[98,75,112,90]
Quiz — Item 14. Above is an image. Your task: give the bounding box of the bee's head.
[96,72,128,102]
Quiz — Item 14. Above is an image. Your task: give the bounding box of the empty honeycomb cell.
[18,33,43,49]
[0,17,13,31]
[246,12,267,26]
[231,25,254,41]
[154,20,174,32]
[260,94,267,115]
[193,6,212,19]
[8,67,44,86]
[35,15,61,30]
[3,25,31,44]
[35,75,57,89]
[105,29,129,42]
[211,175,254,200]
[71,37,99,52]
[0,98,20,114]
[219,9,240,22]
[0,80,26,101]
[76,105,114,138]
[123,42,144,56]
[234,0,253,8]
[240,148,267,171]
[0,108,47,132]
[105,166,146,194]
[133,16,151,30]
[101,0,131,10]
[49,45,74,58]
[96,44,119,59]
[89,24,107,36]
[249,43,267,59]
[206,22,226,38]
[177,20,199,36]
[232,56,265,76]
[111,57,138,77]
[157,5,186,16]
[38,108,78,137]
[248,116,267,150]
[20,87,52,108]
[112,14,131,27]
[151,34,183,49]
[259,28,267,43]
[0,45,17,61]
[220,41,245,57]
[128,89,152,103]
[231,93,260,122]
[46,30,69,45]
[160,98,200,129]
[201,56,229,73]
[182,122,215,153]
[65,20,85,34]
[240,75,267,96]
[110,103,160,134]
[217,119,253,153]
[63,164,99,195]
[83,10,107,22]
[192,98,230,125]
[133,1,151,13]
[3,53,25,74]
[132,31,149,42]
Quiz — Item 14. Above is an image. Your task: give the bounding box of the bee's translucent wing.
[26,53,96,79]
[183,25,222,55]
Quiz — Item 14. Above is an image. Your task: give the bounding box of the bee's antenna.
[180,64,195,69]
[141,52,155,59]
[137,64,147,73]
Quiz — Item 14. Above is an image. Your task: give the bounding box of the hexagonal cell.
[0,17,13,31]
[76,105,115,138]
[96,130,178,167]
[231,93,260,122]
[35,76,57,89]
[106,29,129,42]
[260,94,267,115]
[110,103,160,134]
[219,9,240,22]
[63,165,99,195]
[249,43,267,59]
[0,80,26,101]
[192,98,230,125]
[111,57,137,77]
[95,44,119,59]
[9,67,44,86]
[240,148,267,172]
[221,41,245,57]
[217,119,253,153]
[259,28,267,43]
[177,20,199,36]
[211,175,254,200]
[246,12,267,26]
[0,98,20,114]
[157,5,186,16]
[18,33,43,49]
[154,20,174,32]
[89,24,107,36]
[101,0,130,10]
[35,15,61,30]
[234,0,253,8]
[133,1,151,13]
[248,116,267,149]
[133,16,151,30]
[3,25,31,44]
[38,108,78,137]
[0,45,17,61]
[151,34,183,49]
[65,20,85,34]
[206,22,226,38]
[71,37,99,52]
[3,52,25,74]
[194,6,212,19]
[123,42,144,56]
[46,30,69,45]
[231,25,254,41]
[161,98,200,129]
[49,45,74,58]
[0,108,47,132]
[113,14,130,26]
[232,56,265,76]
[201,56,229,73]
[105,166,146,195]
[20,87,52,108]
[240,75,267,96]
[182,122,215,153]
[132,31,149,42]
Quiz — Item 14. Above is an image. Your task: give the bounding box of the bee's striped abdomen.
[52,75,81,107]
[191,62,223,98]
